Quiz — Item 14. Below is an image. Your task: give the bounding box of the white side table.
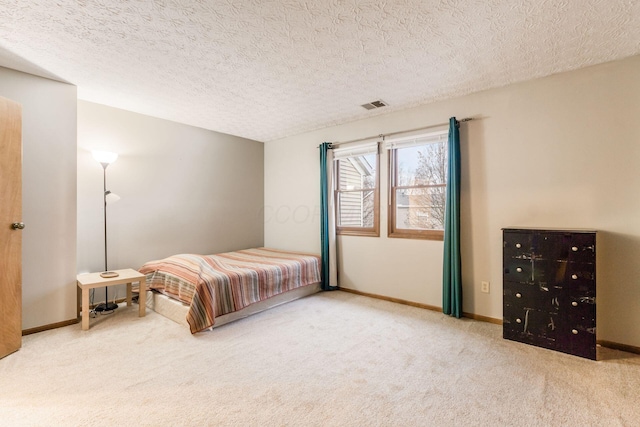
[76,268,146,330]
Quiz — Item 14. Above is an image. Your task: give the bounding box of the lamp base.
[100,271,119,278]
[94,302,119,312]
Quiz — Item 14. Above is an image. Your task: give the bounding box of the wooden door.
[0,96,22,359]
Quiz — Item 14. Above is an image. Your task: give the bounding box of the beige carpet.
[1,291,639,426]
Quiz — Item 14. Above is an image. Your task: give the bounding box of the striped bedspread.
[138,248,321,333]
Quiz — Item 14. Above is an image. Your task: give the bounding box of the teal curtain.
[320,142,338,290]
[443,117,462,317]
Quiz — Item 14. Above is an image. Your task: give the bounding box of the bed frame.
[145,283,321,330]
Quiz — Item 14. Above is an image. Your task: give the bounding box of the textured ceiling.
[0,0,639,142]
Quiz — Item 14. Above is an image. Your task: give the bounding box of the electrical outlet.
[481,281,490,293]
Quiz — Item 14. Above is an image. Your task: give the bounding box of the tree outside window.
[389,135,447,240]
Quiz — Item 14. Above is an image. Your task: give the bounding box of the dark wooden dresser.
[502,228,597,359]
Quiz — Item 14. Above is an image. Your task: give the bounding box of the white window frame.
[333,140,380,237]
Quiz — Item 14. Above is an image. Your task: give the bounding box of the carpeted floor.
[1,291,638,426]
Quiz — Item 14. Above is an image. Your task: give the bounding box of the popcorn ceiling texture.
[0,0,639,142]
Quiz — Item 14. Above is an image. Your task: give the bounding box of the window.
[387,129,448,240]
[333,141,380,236]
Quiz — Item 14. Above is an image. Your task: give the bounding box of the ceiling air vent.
[361,99,388,110]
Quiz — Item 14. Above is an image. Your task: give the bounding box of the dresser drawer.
[504,259,595,289]
[503,306,561,338]
[503,281,562,312]
[565,294,596,321]
[536,232,595,263]
[563,262,596,289]
[503,258,531,284]
[503,307,561,351]
[503,232,534,259]
[566,233,596,263]
[563,323,596,360]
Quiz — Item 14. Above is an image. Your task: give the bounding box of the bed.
[138,247,322,333]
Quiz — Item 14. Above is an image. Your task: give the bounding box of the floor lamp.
[92,150,120,313]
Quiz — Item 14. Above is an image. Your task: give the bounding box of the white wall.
[0,67,77,330]
[77,101,264,303]
[265,55,640,348]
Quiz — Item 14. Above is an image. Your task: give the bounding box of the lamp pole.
[103,163,108,274]
[94,160,119,312]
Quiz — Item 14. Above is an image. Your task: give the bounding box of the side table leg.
[138,277,146,317]
[82,288,90,331]
[126,282,132,306]
[77,284,81,321]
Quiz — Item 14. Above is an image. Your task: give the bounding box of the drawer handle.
[515,293,522,298]
[571,246,579,252]
[516,318,522,324]
[571,301,578,307]
[572,329,579,335]
[571,274,578,280]
[515,243,521,249]
[516,267,523,273]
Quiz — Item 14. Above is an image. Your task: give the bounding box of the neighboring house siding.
[338,159,364,227]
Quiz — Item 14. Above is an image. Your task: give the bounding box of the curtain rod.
[328,117,473,147]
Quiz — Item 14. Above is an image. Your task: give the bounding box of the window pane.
[396,142,447,186]
[338,154,376,190]
[395,187,445,230]
[338,190,375,227]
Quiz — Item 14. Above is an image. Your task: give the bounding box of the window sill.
[337,229,380,237]
[388,230,444,241]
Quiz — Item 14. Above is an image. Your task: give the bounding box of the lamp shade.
[92,150,118,164]
[105,192,121,204]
